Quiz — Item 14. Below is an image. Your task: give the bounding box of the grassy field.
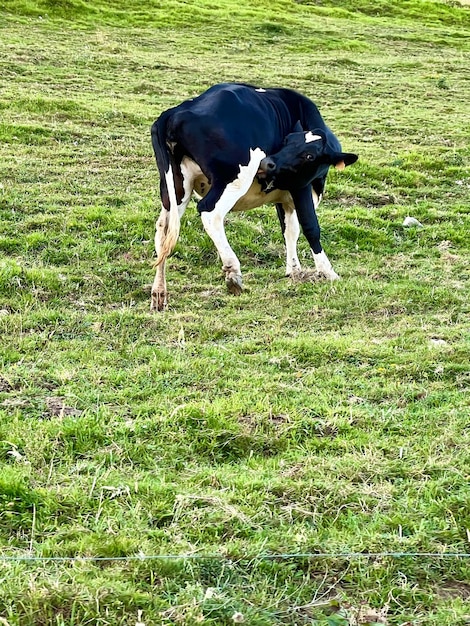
[1,0,470,624]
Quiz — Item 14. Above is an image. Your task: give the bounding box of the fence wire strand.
[1,551,469,564]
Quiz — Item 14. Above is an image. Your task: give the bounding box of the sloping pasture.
[0,0,469,623]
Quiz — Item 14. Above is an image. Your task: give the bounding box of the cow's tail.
[151,111,181,266]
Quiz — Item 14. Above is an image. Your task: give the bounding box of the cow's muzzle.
[257,157,276,179]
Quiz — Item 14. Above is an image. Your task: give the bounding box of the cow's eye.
[305,153,314,161]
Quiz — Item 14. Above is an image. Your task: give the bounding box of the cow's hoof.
[326,271,340,281]
[316,270,340,281]
[150,291,167,311]
[226,274,243,295]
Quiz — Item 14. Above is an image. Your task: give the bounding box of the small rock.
[429,338,448,347]
[403,216,423,227]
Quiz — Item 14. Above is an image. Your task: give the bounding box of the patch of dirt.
[1,397,28,408]
[269,413,290,424]
[0,377,14,393]
[44,396,83,418]
[343,602,389,625]
[370,305,407,318]
[435,581,470,600]
[289,269,324,284]
[237,413,289,436]
[200,288,221,297]
[280,463,305,478]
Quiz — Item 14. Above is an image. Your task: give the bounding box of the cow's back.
[166,84,297,164]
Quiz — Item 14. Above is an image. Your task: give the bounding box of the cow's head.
[257,126,358,190]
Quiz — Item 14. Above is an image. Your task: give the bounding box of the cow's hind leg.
[151,208,171,311]
[151,201,191,310]
[151,162,194,311]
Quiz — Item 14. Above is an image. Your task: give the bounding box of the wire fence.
[1,551,469,563]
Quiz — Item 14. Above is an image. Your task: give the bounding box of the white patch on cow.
[164,163,178,209]
[311,189,322,210]
[255,88,267,93]
[180,157,203,192]
[220,148,267,198]
[179,157,209,199]
[312,250,339,280]
[305,131,322,143]
[164,160,195,217]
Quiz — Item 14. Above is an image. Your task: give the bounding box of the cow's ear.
[283,120,305,144]
[334,152,358,170]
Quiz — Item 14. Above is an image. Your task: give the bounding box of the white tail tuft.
[154,165,183,266]
[154,208,180,267]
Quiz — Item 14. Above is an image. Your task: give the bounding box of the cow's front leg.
[312,250,339,280]
[200,210,243,294]
[199,148,266,295]
[291,187,339,280]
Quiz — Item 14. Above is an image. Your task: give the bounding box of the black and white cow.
[150,82,357,311]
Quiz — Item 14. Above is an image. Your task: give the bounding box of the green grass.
[1,0,470,624]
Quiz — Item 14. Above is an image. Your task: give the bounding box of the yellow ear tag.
[335,161,345,171]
